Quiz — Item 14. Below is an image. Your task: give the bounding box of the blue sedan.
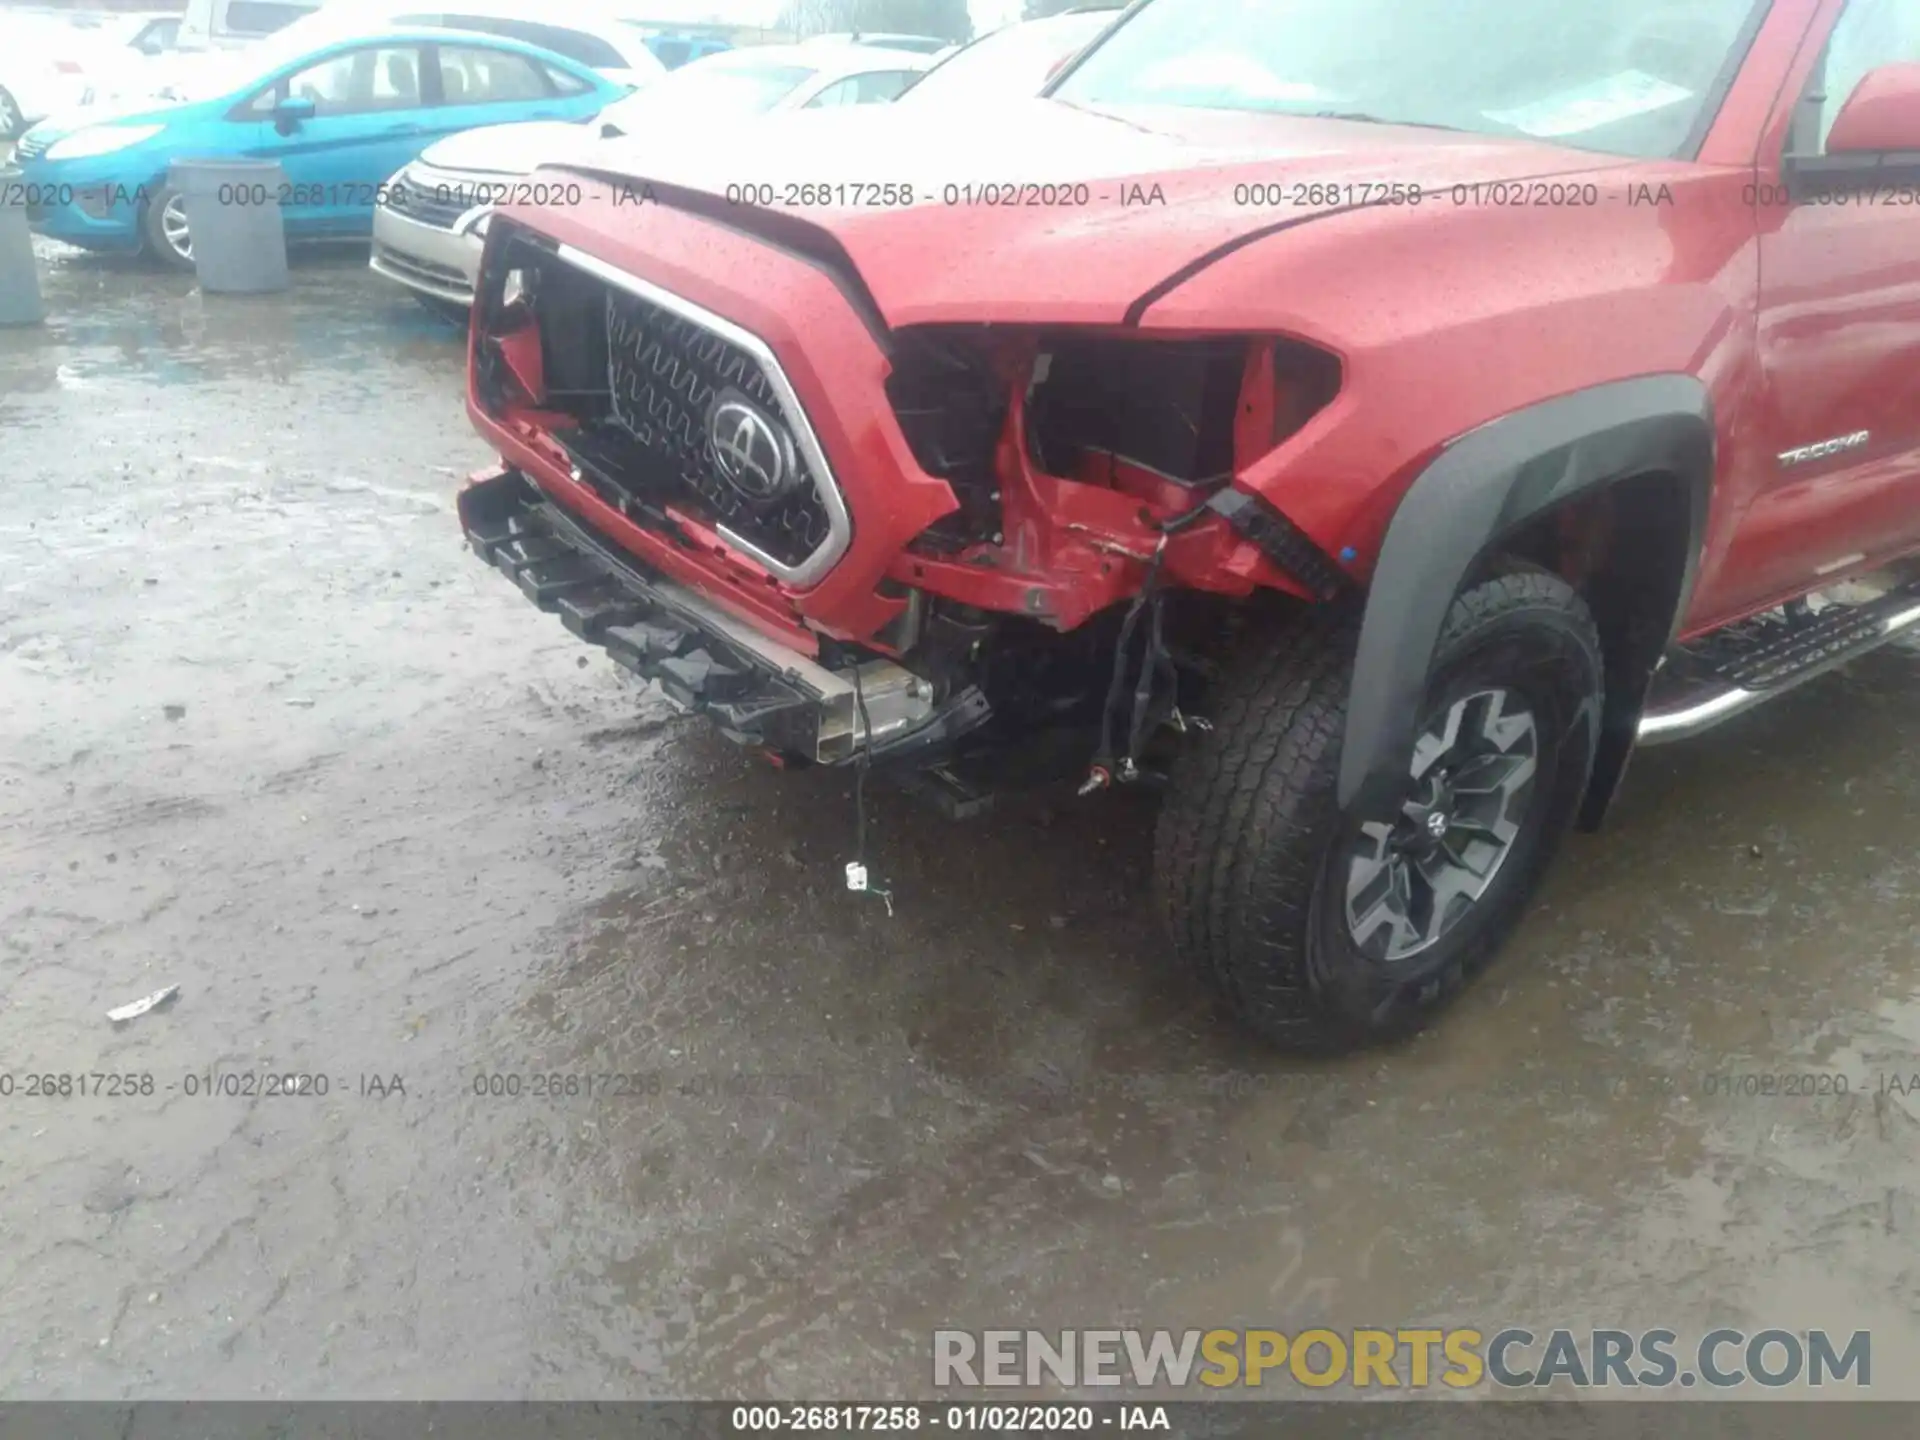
[14,26,628,267]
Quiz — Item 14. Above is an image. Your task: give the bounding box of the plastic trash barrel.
[170,157,289,294]
[0,167,45,326]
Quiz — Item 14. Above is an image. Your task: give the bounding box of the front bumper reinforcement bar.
[457,468,985,764]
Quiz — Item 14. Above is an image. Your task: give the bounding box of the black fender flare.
[1338,374,1714,823]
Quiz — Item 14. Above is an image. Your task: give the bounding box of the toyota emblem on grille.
[707,391,797,503]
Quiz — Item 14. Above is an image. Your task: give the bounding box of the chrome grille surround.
[554,242,852,588]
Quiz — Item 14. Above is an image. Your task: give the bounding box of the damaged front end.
[458,471,981,765]
[884,322,1352,620]
[461,209,1352,784]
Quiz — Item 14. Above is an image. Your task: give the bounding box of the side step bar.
[1639,582,1920,744]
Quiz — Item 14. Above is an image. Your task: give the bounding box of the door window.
[435,45,552,104]
[132,17,180,53]
[804,77,860,107]
[806,70,918,107]
[1811,0,1920,149]
[854,70,918,102]
[542,63,594,96]
[282,46,423,114]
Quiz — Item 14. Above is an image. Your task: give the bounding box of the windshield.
[597,53,815,130]
[1053,0,1766,159]
[901,13,1112,107]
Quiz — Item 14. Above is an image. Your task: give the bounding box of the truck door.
[1733,0,1920,611]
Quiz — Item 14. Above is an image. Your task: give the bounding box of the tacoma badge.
[1778,431,1869,468]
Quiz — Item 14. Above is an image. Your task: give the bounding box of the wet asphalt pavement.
[3,238,1920,1402]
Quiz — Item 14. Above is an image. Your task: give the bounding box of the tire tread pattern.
[1155,571,1600,1051]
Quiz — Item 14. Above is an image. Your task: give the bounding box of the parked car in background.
[70,13,196,109]
[1,11,124,138]
[631,30,732,70]
[13,26,626,267]
[91,1,669,115]
[800,32,954,55]
[108,13,187,57]
[178,0,324,50]
[895,8,1120,108]
[315,0,670,89]
[370,43,934,307]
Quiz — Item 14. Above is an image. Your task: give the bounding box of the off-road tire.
[1154,570,1603,1052]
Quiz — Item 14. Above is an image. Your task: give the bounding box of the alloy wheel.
[1342,688,1539,962]
[0,88,21,141]
[162,194,192,262]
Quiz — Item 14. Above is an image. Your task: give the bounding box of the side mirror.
[1783,63,1920,199]
[272,95,316,132]
[1826,62,1920,154]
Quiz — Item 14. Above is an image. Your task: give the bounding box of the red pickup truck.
[456,0,1920,1052]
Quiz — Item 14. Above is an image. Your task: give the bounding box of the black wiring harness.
[1081,495,1222,793]
[842,486,1232,908]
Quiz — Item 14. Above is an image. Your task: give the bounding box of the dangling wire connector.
[1081,495,1222,796]
[844,660,895,916]
[1077,764,1113,796]
[1084,534,1169,793]
[844,860,893,916]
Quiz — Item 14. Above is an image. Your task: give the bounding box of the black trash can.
[170,157,289,294]
[0,166,45,326]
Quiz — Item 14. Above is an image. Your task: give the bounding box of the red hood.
[560,99,1637,328]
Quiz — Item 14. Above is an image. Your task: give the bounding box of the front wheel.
[1155,569,1603,1053]
[0,87,23,142]
[140,185,193,269]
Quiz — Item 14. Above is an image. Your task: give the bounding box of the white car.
[892,9,1120,109]
[177,0,324,51]
[69,13,194,110]
[312,0,669,89]
[97,13,187,58]
[798,32,954,56]
[0,12,134,138]
[370,43,934,307]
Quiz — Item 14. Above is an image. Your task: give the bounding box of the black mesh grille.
[593,287,832,568]
[478,231,841,574]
